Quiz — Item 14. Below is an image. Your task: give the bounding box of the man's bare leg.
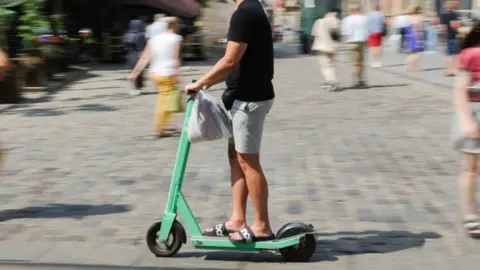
[230,152,272,239]
[370,47,381,66]
[451,55,458,74]
[204,144,247,233]
[445,56,456,75]
[460,153,480,235]
[226,144,248,229]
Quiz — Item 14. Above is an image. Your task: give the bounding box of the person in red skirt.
[367,5,386,67]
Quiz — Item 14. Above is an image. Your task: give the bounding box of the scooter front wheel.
[146,220,185,257]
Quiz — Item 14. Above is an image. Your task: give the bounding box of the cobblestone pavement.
[338,42,453,89]
[0,53,479,270]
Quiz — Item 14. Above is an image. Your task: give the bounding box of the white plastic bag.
[188,91,232,143]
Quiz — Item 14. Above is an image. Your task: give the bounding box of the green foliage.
[38,44,64,58]
[17,0,48,50]
[0,8,14,48]
[50,14,65,31]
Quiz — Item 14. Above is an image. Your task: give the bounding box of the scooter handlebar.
[186,80,198,95]
[186,80,207,95]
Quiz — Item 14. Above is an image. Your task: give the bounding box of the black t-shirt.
[225,0,275,102]
[441,11,459,40]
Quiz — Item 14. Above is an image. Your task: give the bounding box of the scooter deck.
[191,233,308,251]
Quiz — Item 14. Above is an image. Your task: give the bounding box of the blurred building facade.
[346,0,477,15]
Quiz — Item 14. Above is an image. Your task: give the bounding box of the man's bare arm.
[131,43,152,75]
[197,41,247,89]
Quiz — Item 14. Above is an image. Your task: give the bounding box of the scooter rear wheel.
[276,223,316,262]
[146,220,184,257]
[279,234,316,262]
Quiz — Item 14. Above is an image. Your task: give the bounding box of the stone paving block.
[247,258,346,270]
[0,54,475,269]
[135,247,242,269]
[36,242,142,266]
[0,241,54,261]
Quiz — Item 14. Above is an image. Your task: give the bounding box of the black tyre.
[146,220,185,257]
[277,224,316,262]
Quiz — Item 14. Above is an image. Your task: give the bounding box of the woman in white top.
[128,17,183,138]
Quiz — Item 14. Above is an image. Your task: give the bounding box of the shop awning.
[111,0,200,18]
[0,0,200,18]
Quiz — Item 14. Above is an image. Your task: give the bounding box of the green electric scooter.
[146,88,316,262]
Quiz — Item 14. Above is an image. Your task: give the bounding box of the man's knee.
[236,152,261,172]
[228,144,240,166]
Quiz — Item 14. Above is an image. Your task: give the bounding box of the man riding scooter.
[184,0,275,243]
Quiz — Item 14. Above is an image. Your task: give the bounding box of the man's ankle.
[227,218,246,227]
[251,220,272,232]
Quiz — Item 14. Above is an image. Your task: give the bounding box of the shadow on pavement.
[72,104,120,112]
[61,93,127,102]
[0,203,131,221]
[2,102,121,116]
[339,83,410,91]
[172,230,440,263]
[423,67,443,72]
[0,262,222,270]
[68,86,122,91]
[132,131,181,142]
[22,108,66,117]
[0,67,97,114]
[382,64,405,68]
[313,230,441,255]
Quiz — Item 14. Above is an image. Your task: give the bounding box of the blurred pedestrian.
[441,0,461,76]
[146,14,168,93]
[367,5,385,67]
[128,17,183,137]
[124,19,147,96]
[452,21,480,238]
[311,10,341,91]
[405,5,425,72]
[425,11,440,53]
[394,12,410,53]
[146,14,167,40]
[341,3,369,88]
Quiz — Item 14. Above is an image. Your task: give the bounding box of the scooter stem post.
[158,96,195,241]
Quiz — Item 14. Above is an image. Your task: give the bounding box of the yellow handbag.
[166,89,185,113]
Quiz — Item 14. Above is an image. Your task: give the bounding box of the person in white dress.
[128,17,183,137]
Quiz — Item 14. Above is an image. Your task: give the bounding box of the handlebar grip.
[187,80,198,95]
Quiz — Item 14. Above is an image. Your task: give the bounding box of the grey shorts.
[228,99,274,154]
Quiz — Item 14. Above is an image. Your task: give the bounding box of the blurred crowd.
[311,0,470,91]
[312,0,480,237]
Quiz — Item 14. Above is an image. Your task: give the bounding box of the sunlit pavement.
[0,50,478,269]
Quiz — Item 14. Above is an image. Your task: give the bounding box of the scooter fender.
[275,222,315,239]
[177,222,187,244]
